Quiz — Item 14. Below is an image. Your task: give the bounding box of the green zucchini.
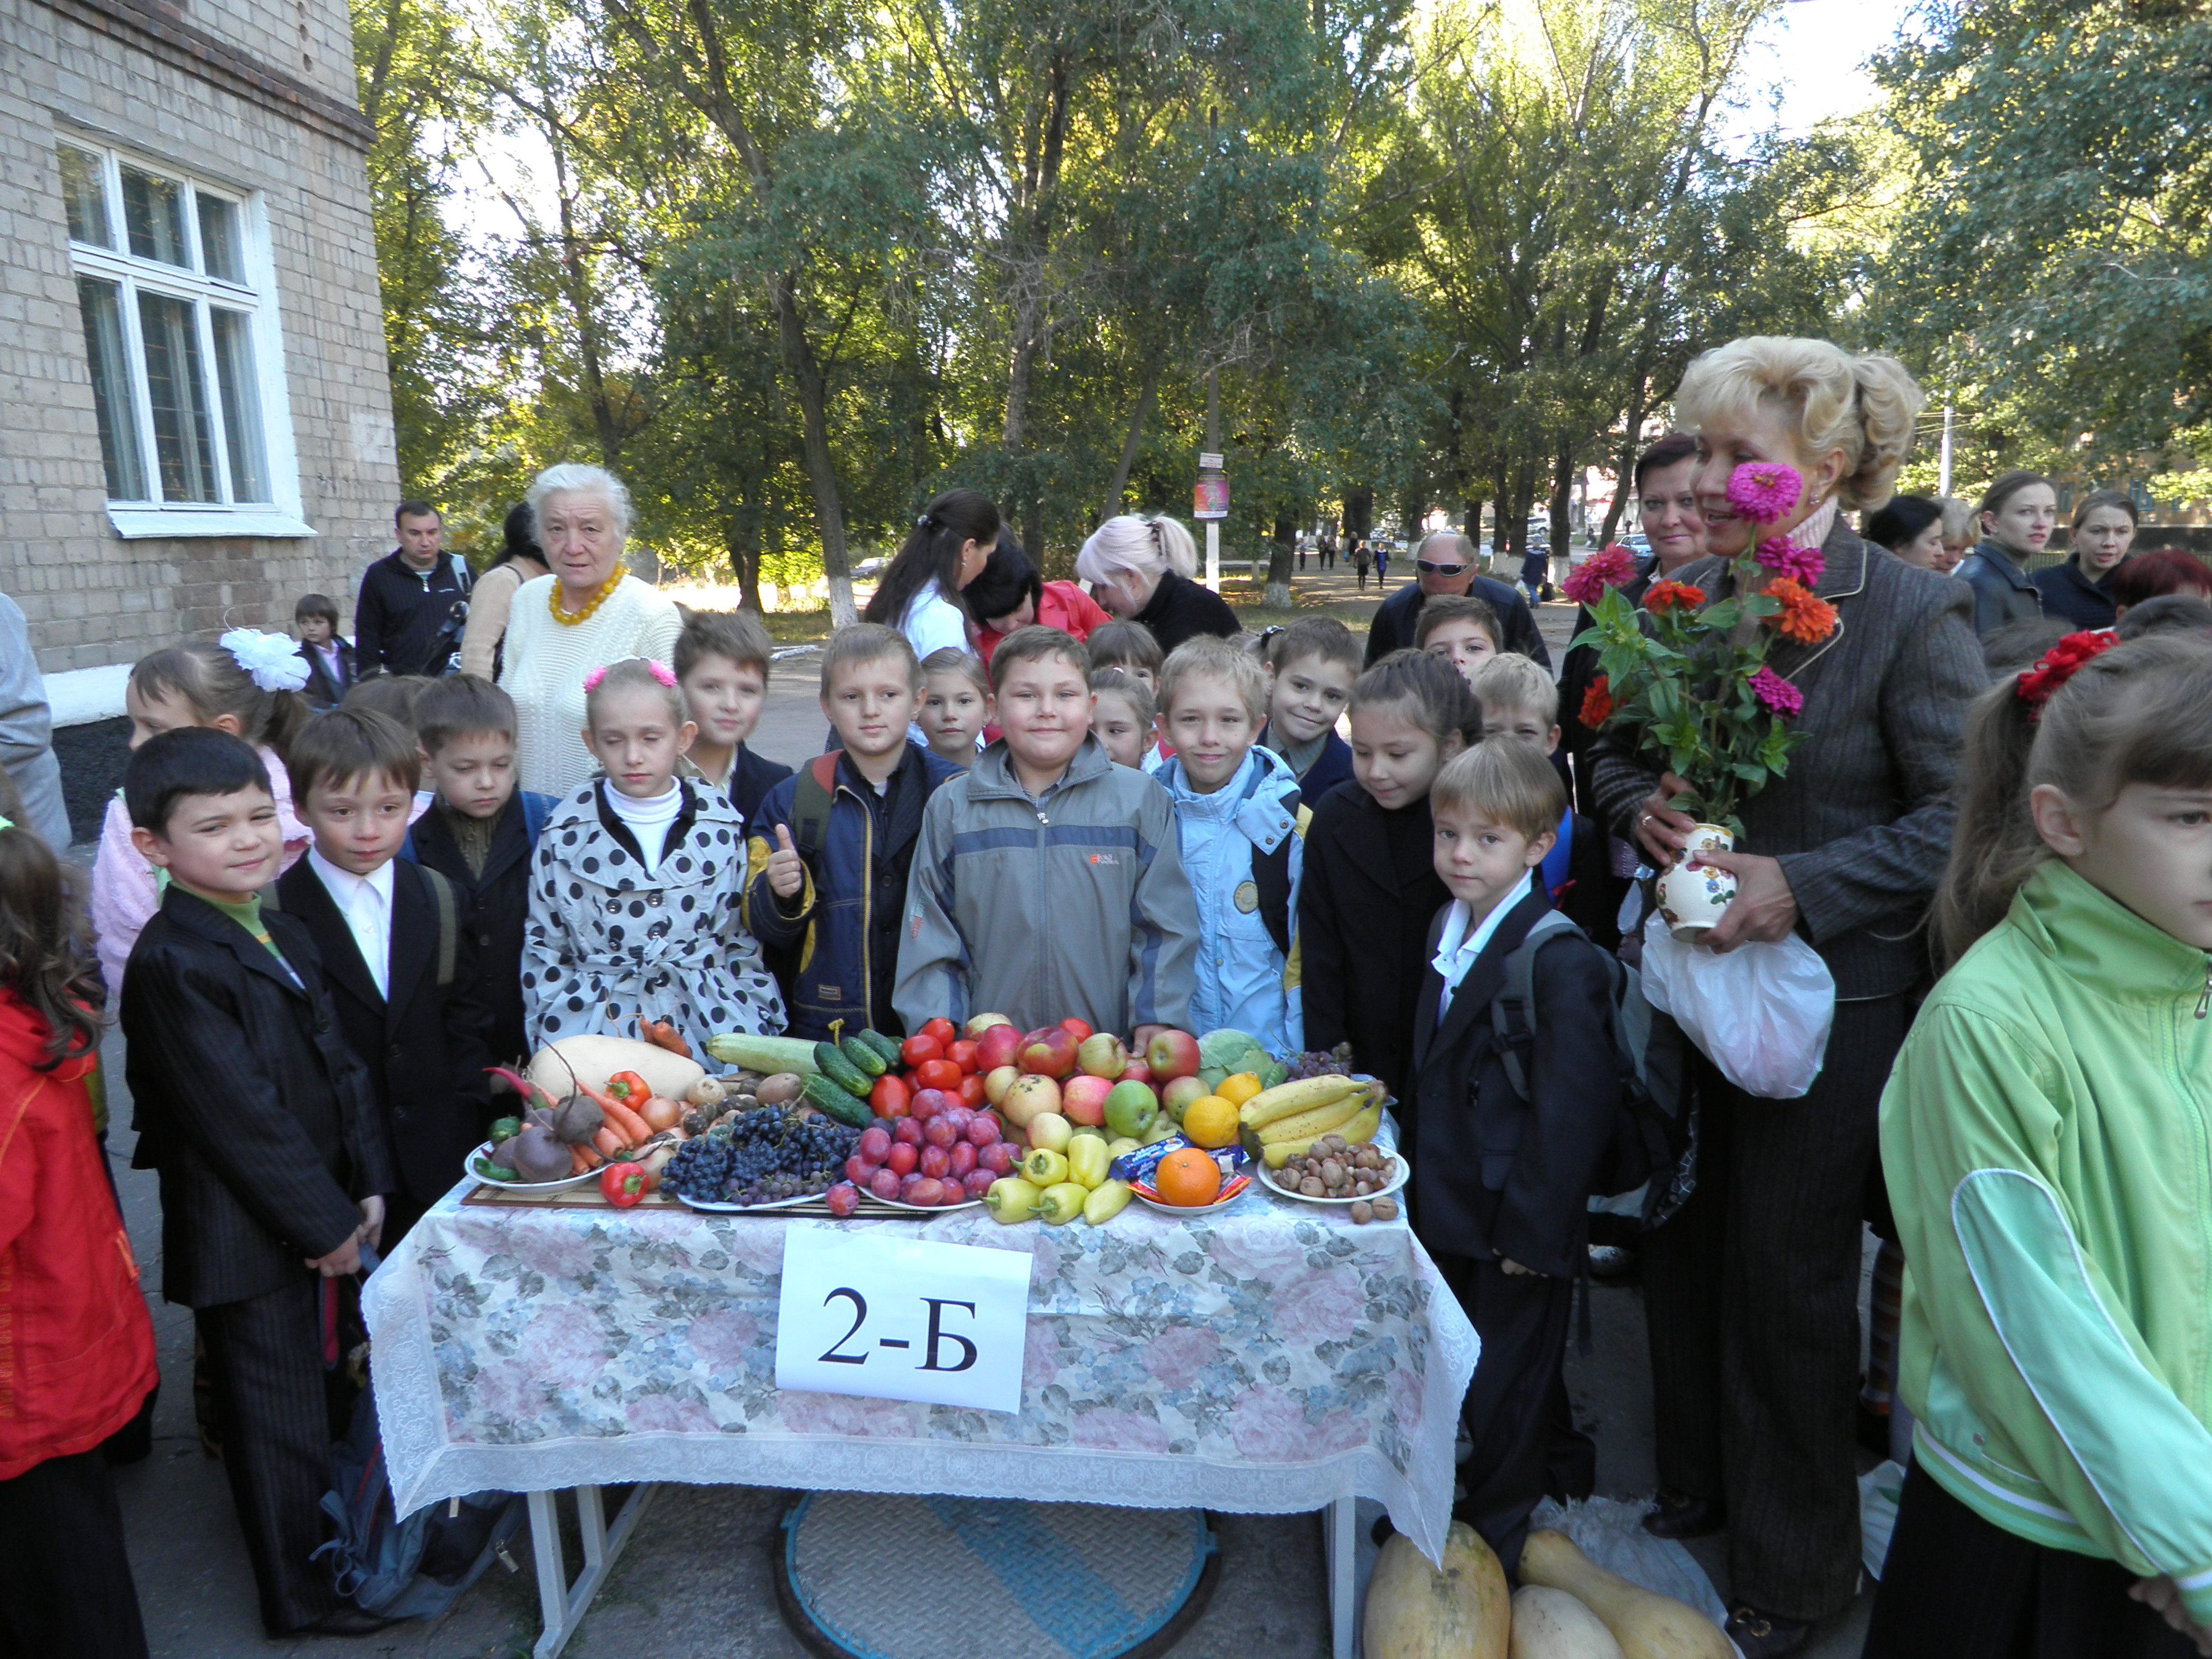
[704,1034,821,1076]
[840,1036,888,1079]
[814,1042,874,1098]
[853,1029,903,1070]
[804,1074,874,1127]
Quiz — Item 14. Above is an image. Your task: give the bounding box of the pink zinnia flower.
[1749,665,1804,718]
[1726,462,1803,525]
[1563,544,1637,608]
[1755,536,1825,586]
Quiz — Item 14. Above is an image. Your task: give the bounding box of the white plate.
[673,1189,821,1213]
[1133,1176,1254,1215]
[465,1141,599,1192]
[870,1194,984,1213]
[1260,1151,1408,1207]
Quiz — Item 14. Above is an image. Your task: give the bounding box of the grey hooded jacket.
[893,735,1198,1038]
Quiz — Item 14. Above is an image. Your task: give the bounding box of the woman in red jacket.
[964,541,1112,671]
[0,804,157,1658]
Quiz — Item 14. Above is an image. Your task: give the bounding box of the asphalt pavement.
[92,574,1874,1656]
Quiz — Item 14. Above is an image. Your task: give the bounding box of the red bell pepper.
[600,1161,649,1208]
[605,1070,653,1107]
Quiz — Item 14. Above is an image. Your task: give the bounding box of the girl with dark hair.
[460,502,551,678]
[2106,548,2212,621]
[1864,494,1950,573]
[0,798,158,1659]
[1956,471,2058,636]
[863,488,1000,660]
[2031,490,2139,630]
[964,540,1112,670]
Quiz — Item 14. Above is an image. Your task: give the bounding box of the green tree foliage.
[1866,0,2212,483]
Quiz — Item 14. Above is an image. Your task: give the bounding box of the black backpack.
[1487,910,1696,1229]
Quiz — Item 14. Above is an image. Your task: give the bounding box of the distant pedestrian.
[1376,543,1391,584]
[1519,541,1547,608]
[355,501,471,678]
[1297,539,1308,573]
[1321,532,1337,571]
[1353,537,1371,591]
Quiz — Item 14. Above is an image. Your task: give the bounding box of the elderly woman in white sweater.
[498,464,683,795]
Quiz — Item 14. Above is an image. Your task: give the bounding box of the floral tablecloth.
[363,1187,1480,1565]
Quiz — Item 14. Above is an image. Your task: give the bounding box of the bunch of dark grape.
[1285,1043,1356,1082]
[666,1109,860,1206]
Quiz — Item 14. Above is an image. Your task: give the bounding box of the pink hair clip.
[647,660,677,688]
[583,665,609,693]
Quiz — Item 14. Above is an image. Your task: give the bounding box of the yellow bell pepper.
[1066,1135,1112,1190]
[1082,1180,1133,1225]
[1037,1182,1089,1225]
[1021,1147,1069,1188]
[983,1177,1042,1223]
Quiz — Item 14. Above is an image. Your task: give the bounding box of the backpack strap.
[1250,803,1311,960]
[417,865,459,990]
[790,753,841,863]
[1490,909,1582,1102]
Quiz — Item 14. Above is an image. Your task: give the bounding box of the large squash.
[1509,1585,1624,1659]
[528,1035,705,1104]
[1362,1521,1510,1659]
[1516,1531,1733,1659]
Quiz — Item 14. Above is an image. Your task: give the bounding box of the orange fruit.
[1216,1072,1263,1107]
[1181,1095,1240,1149]
[1154,1147,1223,1208]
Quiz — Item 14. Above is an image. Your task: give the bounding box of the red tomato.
[956,1072,987,1108]
[947,1039,980,1076]
[1059,1017,1093,1041]
[915,1059,963,1094]
[869,1074,912,1119]
[921,1018,957,1047]
[900,1033,945,1068]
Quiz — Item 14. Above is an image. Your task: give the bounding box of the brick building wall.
[0,0,397,675]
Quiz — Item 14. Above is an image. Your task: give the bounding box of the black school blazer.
[275,857,494,1208]
[122,887,396,1308]
[1406,886,1619,1276]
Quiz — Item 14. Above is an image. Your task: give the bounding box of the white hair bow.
[220,627,313,694]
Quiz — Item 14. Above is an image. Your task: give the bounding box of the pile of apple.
[974,1019,1207,1144]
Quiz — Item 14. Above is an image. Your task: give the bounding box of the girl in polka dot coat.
[523,659,786,1050]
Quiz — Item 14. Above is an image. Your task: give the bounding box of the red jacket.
[976,581,1112,669]
[0,991,157,1479]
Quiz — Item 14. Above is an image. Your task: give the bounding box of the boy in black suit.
[276,708,492,1244]
[120,729,395,1636]
[402,674,557,1068]
[293,592,355,708]
[1409,739,1618,1573]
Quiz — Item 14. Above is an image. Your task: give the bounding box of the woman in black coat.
[2029,489,2136,630]
[1074,514,1240,655]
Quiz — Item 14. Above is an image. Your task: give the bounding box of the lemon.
[1216,1072,1264,1107]
[1182,1095,1241,1149]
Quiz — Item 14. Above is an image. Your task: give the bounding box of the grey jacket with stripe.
[893,735,1199,1038]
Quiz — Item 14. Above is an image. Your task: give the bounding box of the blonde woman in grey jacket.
[893,627,1198,1040]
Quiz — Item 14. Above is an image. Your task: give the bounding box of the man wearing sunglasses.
[1361,529,1550,669]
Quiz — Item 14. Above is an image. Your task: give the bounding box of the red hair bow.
[2015,629,2120,720]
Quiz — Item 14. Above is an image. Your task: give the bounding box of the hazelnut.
[1300,1176,1325,1197]
[1350,1200,1374,1225]
[1372,1197,1399,1221]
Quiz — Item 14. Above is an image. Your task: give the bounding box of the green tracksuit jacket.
[891,735,1198,1039]
[1881,860,2212,1618]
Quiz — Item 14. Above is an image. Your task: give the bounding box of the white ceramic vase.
[1656,823,1739,942]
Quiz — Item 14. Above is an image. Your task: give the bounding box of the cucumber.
[804,1074,874,1127]
[704,1034,821,1077]
[840,1036,888,1079]
[814,1042,874,1098]
[854,1029,903,1070]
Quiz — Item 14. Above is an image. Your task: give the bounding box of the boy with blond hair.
[896,626,1197,1040]
[1466,654,1611,939]
[1411,738,1615,1569]
[1152,635,1304,1053]
[744,625,961,1039]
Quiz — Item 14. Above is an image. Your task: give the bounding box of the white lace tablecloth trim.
[364,1188,1480,1567]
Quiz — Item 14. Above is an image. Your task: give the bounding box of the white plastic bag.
[1639,912,1835,1099]
[1859,1459,1908,1580]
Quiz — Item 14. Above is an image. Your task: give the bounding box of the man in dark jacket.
[1364,530,1550,669]
[355,501,470,677]
[119,729,395,1637]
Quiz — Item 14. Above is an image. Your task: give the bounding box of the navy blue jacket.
[1263,726,1355,815]
[742,743,962,1039]
[400,790,556,1068]
[2029,556,2118,631]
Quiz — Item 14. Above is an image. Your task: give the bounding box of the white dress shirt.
[307,848,395,1000]
[1433,872,1534,1021]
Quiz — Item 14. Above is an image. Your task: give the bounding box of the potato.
[755,1072,805,1105]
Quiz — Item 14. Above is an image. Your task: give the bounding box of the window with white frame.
[58,140,307,536]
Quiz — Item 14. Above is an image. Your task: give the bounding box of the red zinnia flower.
[1563,545,1638,608]
[1645,579,1705,614]
[1765,577,1838,645]
[1580,674,1615,729]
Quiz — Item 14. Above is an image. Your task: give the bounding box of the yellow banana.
[1238,1074,1357,1130]
[1259,1103,1382,1167]
[1255,1092,1367,1144]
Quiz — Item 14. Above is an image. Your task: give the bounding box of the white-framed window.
[57,139,313,539]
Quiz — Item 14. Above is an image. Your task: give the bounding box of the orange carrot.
[592,1125,625,1160]
[587,1086,653,1147]
[569,1144,592,1175]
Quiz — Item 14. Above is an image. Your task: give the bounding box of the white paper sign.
[774,1224,1031,1414]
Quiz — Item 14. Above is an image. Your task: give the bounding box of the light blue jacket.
[1152,745,1305,1055]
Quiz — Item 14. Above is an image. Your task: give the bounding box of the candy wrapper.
[1111,1133,1248,1189]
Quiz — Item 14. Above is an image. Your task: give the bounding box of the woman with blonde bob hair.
[497,462,683,794]
[1075,514,1240,656]
[1588,336,1987,1656]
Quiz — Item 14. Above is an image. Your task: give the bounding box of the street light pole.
[1204,368,1221,591]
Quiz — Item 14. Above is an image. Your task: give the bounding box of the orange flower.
[1580,674,1615,729]
[1645,579,1705,614]
[1765,577,1838,645]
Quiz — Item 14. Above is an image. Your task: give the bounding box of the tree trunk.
[1103,362,1160,517]
[1266,514,1295,608]
[1343,485,1374,539]
[775,268,858,625]
[725,502,763,613]
[1547,444,1576,565]
[1597,371,1651,549]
